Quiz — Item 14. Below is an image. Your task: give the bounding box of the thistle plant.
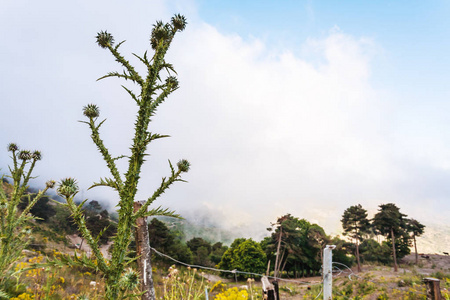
[0,143,54,297]
[56,14,189,299]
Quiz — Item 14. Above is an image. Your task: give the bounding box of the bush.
[218,238,266,278]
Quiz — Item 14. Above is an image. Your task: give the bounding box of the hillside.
[416,223,450,254]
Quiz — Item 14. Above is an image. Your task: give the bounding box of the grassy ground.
[271,254,450,300]
[8,235,450,300]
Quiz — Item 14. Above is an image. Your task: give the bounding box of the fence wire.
[151,246,319,285]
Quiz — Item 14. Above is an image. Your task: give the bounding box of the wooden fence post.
[423,278,441,300]
[261,276,276,300]
[272,280,280,300]
[134,201,156,300]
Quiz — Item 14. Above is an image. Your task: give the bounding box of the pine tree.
[341,204,370,272]
[372,203,406,272]
[265,214,328,278]
[405,218,425,265]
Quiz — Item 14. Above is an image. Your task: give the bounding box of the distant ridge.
[416,222,450,254]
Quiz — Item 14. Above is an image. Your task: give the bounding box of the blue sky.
[1,0,449,250]
[199,1,450,90]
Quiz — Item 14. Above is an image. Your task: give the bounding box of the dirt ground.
[401,253,450,275]
[66,234,113,259]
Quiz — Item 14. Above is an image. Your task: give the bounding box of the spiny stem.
[107,45,144,86]
[88,118,124,189]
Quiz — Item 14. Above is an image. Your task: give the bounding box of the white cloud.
[0,1,448,242]
[159,22,397,233]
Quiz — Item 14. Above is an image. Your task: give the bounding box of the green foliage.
[329,236,355,267]
[359,239,392,265]
[46,203,78,235]
[149,218,176,253]
[187,237,214,266]
[341,204,371,241]
[405,218,425,237]
[55,15,189,299]
[373,203,406,237]
[405,218,425,263]
[169,243,194,265]
[84,210,117,245]
[377,292,389,300]
[210,242,228,265]
[218,238,266,278]
[430,271,449,280]
[0,144,54,297]
[187,237,212,254]
[265,214,328,277]
[386,233,411,259]
[147,218,194,264]
[373,203,408,269]
[341,204,371,271]
[18,195,56,222]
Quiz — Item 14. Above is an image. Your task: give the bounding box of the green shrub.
[430,271,449,280]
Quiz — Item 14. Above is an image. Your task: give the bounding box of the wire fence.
[151,246,316,285]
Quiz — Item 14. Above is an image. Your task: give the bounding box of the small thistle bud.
[7,143,18,152]
[165,76,179,89]
[171,14,187,32]
[119,268,139,290]
[46,180,56,189]
[18,150,33,161]
[177,159,190,173]
[83,104,100,119]
[57,177,79,198]
[96,31,114,49]
[150,21,170,49]
[32,151,42,161]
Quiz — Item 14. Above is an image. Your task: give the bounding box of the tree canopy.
[218,238,266,278]
[373,203,408,271]
[341,204,371,272]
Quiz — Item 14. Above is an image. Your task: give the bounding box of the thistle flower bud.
[18,150,33,161]
[150,21,170,50]
[119,268,139,290]
[171,14,187,32]
[165,76,179,89]
[177,159,190,173]
[7,143,18,152]
[46,180,56,189]
[96,31,114,49]
[57,177,79,198]
[32,151,42,161]
[83,104,100,119]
